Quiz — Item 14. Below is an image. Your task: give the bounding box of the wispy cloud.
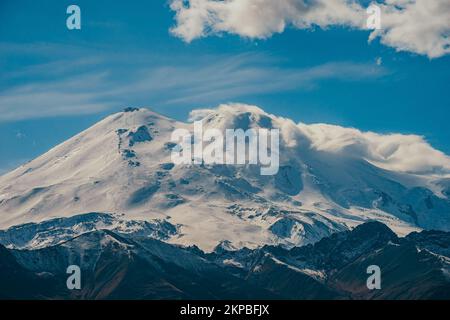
[0,72,116,121]
[0,43,387,122]
[157,60,386,105]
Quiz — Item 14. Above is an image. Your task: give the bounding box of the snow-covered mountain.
[1,104,449,251]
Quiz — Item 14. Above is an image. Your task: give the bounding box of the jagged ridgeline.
[0,220,449,299]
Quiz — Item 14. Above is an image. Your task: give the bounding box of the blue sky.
[0,0,449,173]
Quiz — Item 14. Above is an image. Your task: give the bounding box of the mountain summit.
[1,105,449,251]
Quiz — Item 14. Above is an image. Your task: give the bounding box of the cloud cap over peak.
[189,103,450,175]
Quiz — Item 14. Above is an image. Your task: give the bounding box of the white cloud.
[190,103,450,175]
[369,0,450,58]
[170,0,450,58]
[170,0,364,42]
[188,108,216,121]
[299,122,450,174]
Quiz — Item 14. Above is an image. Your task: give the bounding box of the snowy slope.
[0,105,449,251]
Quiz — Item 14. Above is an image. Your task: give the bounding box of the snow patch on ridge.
[0,212,179,250]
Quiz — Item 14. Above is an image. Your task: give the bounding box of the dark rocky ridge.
[1,221,449,300]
